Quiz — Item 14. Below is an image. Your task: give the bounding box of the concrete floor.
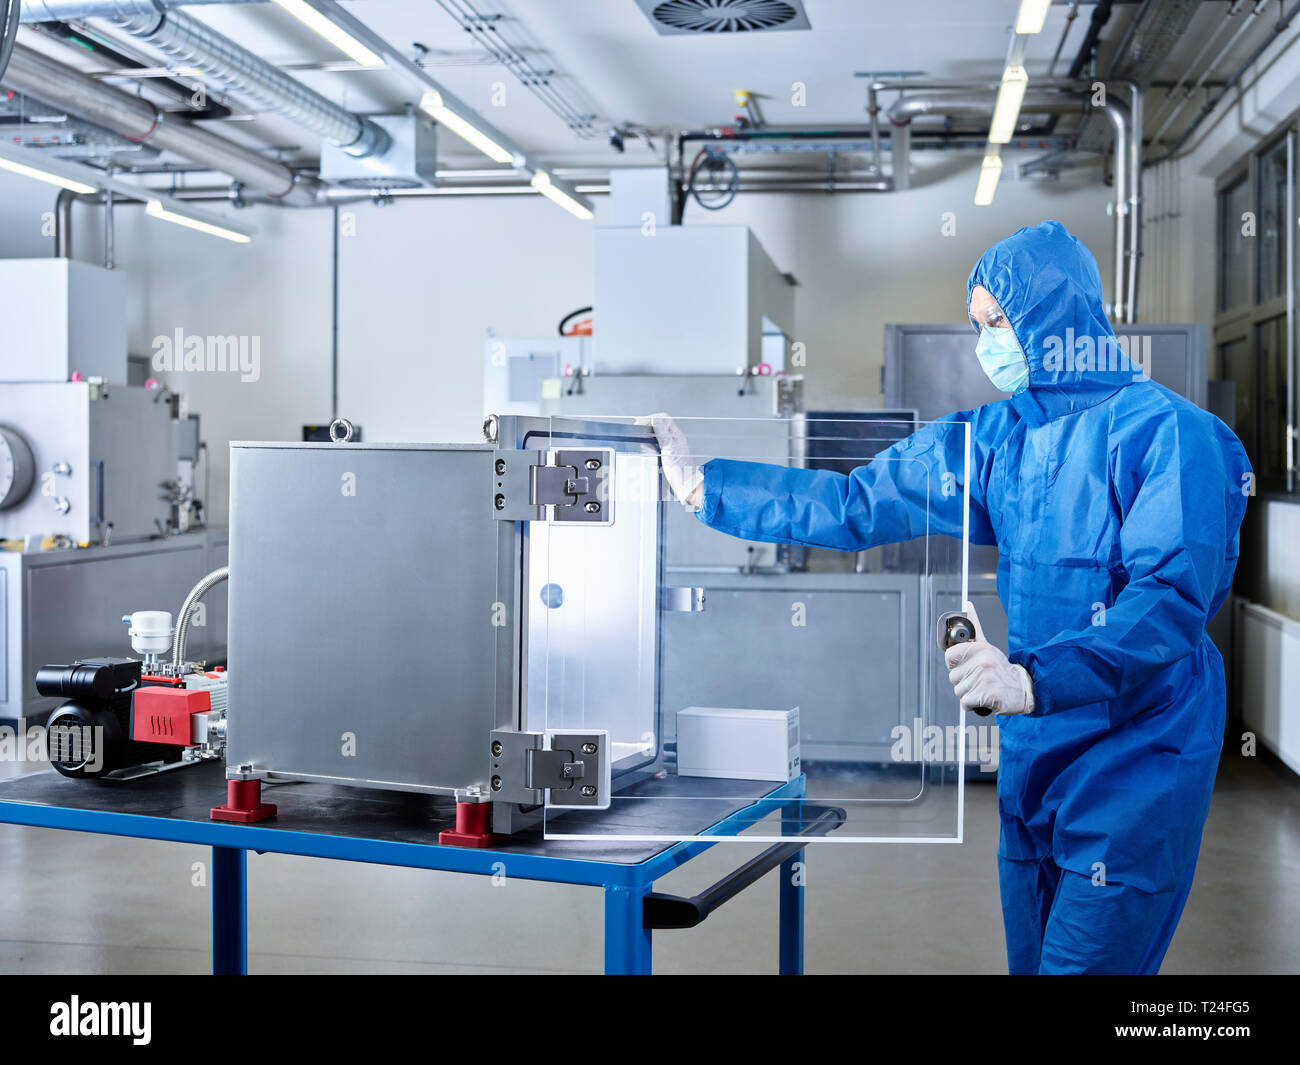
[0,744,1295,974]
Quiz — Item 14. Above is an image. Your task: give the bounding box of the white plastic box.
[676,706,800,782]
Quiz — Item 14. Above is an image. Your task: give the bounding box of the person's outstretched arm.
[693,412,1001,551]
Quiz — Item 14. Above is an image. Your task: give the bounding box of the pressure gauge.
[0,427,36,510]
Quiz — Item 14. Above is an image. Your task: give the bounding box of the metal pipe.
[1067,0,1114,80]
[20,0,247,16]
[331,206,340,422]
[866,84,883,174]
[871,77,1094,93]
[54,187,82,258]
[1287,132,1295,492]
[2,43,321,204]
[101,3,389,158]
[1047,1,1079,78]
[890,112,910,191]
[1125,84,1142,323]
[887,89,1129,318]
[104,173,115,269]
[1101,99,1128,321]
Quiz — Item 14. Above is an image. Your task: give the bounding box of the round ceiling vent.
[649,0,804,34]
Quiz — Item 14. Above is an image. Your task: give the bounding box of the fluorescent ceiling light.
[271,0,384,67]
[1015,0,1052,34]
[0,150,99,195]
[419,91,517,165]
[989,65,1029,144]
[529,170,594,221]
[145,199,252,243]
[974,152,1003,206]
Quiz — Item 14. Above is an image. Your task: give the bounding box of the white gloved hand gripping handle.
[637,413,705,509]
[942,601,1035,717]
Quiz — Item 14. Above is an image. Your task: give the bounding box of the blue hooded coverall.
[695,221,1251,974]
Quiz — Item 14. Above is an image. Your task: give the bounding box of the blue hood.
[968,220,1133,424]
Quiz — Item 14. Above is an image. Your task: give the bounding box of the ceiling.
[4,0,1292,180]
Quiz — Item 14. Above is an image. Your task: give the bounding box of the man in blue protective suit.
[643,220,1250,975]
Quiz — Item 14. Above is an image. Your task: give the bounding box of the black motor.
[35,658,180,778]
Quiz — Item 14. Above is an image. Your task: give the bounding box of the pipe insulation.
[22,0,388,157]
[2,42,321,204]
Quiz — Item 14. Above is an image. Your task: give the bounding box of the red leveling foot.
[439,800,498,848]
[211,779,277,823]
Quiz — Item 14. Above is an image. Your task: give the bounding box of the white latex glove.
[944,606,1035,716]
[637,413,704,509]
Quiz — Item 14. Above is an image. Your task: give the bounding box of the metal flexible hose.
[108,7,387,156]
[172,565,228,672]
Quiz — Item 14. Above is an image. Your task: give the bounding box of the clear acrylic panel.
[527,414,974,844]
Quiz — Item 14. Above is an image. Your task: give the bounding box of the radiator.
[1236,600,1300,775]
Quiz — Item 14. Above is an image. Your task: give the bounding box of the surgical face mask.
[976,326,1030,394]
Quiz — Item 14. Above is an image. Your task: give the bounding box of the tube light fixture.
[271,0,384,67]
[989,65,1029,144]
[0,150,98,195]
[145,199,252,243]
[529,170,594,221]
[1015,0,1052,34]
[974,152,1003,206]
[419,91,517,165]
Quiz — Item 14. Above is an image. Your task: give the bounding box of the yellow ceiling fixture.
[418,91,517,166]
[989,64,1029,144]
[529,170,594,221]
[1015,0,1052,34]
[270,0,384,67]
[0,146,99,195]
[974,151,1003,206]
[145,199,253,243]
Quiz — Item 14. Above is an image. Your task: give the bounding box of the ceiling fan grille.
[646,0,808,34]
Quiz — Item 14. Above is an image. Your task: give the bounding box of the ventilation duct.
[1,42,322,204]
[21,0,389,159]
[635,0,811,35]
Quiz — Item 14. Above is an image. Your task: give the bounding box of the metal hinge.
[489,729,611,809]
[492,448,614,524]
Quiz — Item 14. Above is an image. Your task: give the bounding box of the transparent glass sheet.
[527,415,975,844]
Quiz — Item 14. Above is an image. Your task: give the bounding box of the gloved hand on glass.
[637,413,704,510]
[944,603,1035,716]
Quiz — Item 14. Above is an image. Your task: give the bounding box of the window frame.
[1213,126,1297,494]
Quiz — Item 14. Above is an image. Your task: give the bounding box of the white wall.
[335,194,595,445]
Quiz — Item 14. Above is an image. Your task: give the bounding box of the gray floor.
[0,746,1295,974]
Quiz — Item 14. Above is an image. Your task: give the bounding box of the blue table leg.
[212,846,247,975]
[779,808,805,975]
[604,885,652,974]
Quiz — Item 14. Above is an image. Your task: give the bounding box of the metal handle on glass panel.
[661,586,705,612]
[937,609,992,717]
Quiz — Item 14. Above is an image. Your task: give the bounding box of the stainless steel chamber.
[226,414,974,843]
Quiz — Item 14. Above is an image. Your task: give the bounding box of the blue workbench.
[0,762,826,975]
